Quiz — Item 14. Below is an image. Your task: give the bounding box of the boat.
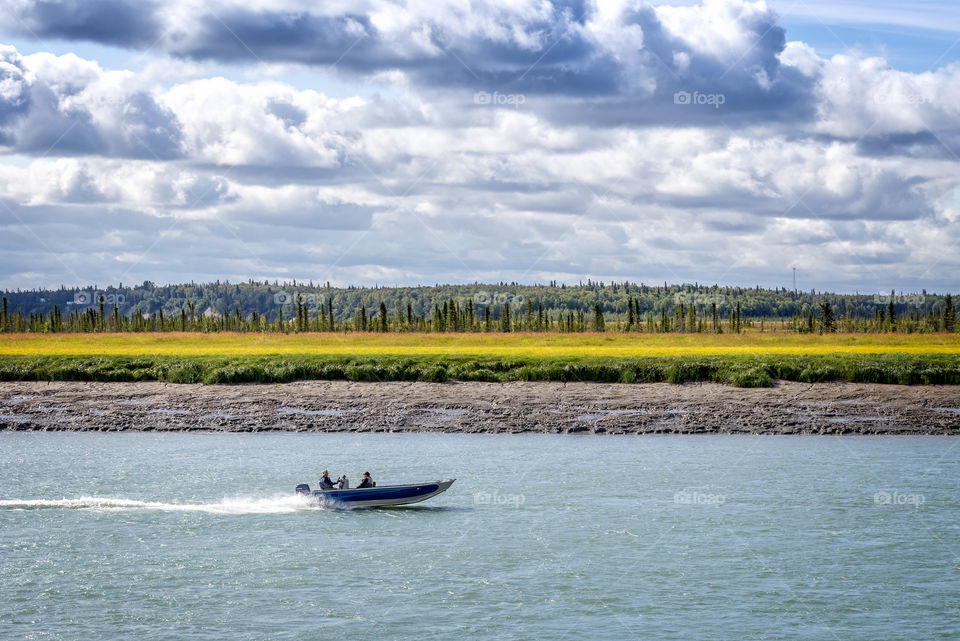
[295,479,455,508]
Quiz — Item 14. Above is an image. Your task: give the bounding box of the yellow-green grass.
[2,331,959,358]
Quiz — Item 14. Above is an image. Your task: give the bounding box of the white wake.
[0,494,316,514]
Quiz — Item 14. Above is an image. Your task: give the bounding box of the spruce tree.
[819,301,836,333]
[591,304,605,332]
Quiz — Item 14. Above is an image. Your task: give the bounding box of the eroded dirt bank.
[1,381,959,434]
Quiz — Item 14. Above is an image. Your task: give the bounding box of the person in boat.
[318,470,336,490]
[356,472,375,488]
[337,475,349,489]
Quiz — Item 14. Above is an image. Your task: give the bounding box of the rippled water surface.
[2,433,958,640]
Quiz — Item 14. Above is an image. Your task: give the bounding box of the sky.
[0,0,958,294]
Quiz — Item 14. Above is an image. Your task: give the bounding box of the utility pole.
[792,267,797,293]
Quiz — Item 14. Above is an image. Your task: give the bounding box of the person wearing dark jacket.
[356,472,375,488]
[318,470,336,490]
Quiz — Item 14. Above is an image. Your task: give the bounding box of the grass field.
[3,331,960,357]
[1,332,960,387]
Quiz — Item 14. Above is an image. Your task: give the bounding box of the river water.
[1,433,958,640]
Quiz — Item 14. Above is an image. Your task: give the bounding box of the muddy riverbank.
[1,380,959,434]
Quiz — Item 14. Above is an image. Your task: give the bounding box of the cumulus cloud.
[0,158,236,208]
[0,45,30,143]
[161,78,359,167]
[810,53,960,158]
[0,47,183,157]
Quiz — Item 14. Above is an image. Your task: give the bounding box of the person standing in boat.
[318,470,336,490]
[356,472,375,488]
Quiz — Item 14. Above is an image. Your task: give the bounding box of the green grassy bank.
[2,353,960,387]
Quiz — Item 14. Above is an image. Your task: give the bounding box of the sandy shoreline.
[1,380,959,434]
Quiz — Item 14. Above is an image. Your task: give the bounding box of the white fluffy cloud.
[162,79,362,167]
[813,53,960,139]
[0,47,183,158]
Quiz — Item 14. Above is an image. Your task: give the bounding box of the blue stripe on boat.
[313,484,440,503]
[300,479,455,507]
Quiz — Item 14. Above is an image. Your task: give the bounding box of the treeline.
[4,280,955,321]
[0,285,956,335]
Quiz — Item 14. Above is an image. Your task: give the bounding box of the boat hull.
[302,479,455,508]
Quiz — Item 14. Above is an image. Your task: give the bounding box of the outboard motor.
[295,484,311,495]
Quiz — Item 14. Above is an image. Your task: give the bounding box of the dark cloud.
[266,99,307,129]
[12,81,103,154]
[10,0,160,47]
[172,12,379,67]
[115,92,183,159]
[657,172,933,222]
[1,0,815,123]
[166,0,599,85]
[854,132,960,160]
[13,88,183,159]
[778,176,932,222]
